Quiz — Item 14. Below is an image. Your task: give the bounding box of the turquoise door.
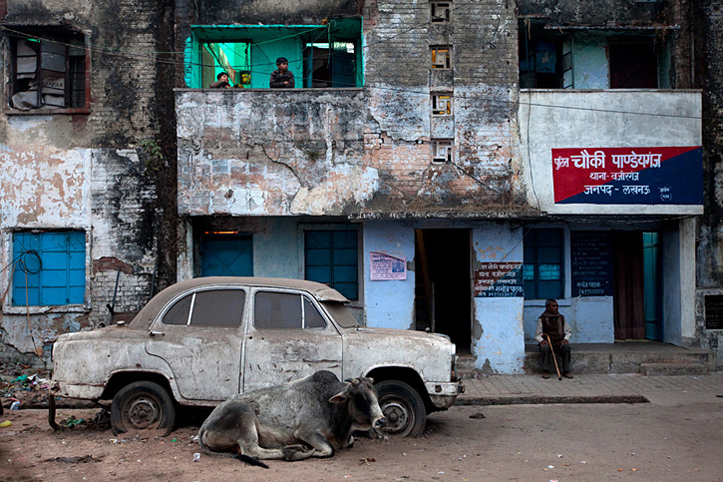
[200,234,253,277]
[643,232,662,341]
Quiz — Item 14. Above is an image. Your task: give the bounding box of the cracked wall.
[176,89,380,216]
[362,0,526,215]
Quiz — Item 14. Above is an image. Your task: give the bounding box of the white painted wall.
[662,218,696,346]
[519,90,702,216]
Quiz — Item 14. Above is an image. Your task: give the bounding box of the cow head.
[330,377,387,430]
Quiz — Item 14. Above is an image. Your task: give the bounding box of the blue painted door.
[200,234,253,277]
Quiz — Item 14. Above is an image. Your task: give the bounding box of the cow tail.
[237,454,270,469]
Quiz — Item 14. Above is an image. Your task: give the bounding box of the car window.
[190,289,245,327]
[254,291,301,329]
[163,294,192,325]
[304,298,326,329]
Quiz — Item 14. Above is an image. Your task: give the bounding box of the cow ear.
[329,390,349,404]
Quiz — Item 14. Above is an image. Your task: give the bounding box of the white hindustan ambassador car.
[51,277,464,437]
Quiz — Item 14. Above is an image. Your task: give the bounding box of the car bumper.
[425,380,465,410]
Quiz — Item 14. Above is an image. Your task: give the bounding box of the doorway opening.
[613,231,662,341]
[414,229,471,353]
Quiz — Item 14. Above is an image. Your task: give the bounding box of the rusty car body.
[51,277,462,437]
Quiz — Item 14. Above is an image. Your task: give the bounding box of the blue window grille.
[12,231,85,306]
[304,230,358,301]
[523,228,564,300]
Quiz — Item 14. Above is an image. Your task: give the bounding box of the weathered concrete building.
[2,0,721,371]
[0,0,178,365]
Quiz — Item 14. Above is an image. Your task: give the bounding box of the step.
[524,344,714,374]
[639,363,709,376]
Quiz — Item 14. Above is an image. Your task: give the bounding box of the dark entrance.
[414,229,471,352]
[613,231,662,340]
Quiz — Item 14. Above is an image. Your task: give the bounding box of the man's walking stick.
[543,333,562,380]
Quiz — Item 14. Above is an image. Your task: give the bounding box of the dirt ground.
[1,397,722,482]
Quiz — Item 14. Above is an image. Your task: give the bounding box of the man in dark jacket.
[534,299,573,379]
[210,72,232,89]
[270,57,295,88]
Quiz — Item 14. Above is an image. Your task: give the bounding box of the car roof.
[128,277,349,330]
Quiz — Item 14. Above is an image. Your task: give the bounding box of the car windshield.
[322,301,360,328]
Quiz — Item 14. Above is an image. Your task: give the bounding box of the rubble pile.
[0,363,53,409]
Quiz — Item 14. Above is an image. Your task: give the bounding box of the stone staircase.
[456,342,715,377]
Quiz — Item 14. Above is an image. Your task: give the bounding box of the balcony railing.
[175,88,368,216]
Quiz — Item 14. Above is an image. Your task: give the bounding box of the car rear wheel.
[375,380,426,437]
[110,381,176,436]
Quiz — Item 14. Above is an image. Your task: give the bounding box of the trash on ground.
[0,420,11,428]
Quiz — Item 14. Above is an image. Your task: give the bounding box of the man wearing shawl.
[534,299,573,379]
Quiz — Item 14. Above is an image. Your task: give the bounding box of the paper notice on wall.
[370,252,406,281]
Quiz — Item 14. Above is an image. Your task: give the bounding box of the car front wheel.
[110,381,176,436]
[375,380,426,437]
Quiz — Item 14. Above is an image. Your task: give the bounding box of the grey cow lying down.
[198,370,387,467]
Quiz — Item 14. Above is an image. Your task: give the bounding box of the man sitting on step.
[535,299,573,379]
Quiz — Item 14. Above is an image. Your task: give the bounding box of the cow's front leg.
[295,432,335,458]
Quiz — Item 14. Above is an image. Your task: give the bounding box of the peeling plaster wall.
[471,223,525,374]
[0,0,173,365]
[0,147,157,363]
[361,0,528,215]
[176,89,379,216]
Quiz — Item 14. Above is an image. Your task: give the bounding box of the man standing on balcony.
[535,299,573,379]
[270,57,295,88]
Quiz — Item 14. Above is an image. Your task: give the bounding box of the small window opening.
[431,92,453,116]
[431,139,453,163]
[9,28,88,110]
[430,2,452,23]
[431,46,452,70]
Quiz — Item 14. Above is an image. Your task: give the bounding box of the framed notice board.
[571,231,613,297]
[704,295,723,329]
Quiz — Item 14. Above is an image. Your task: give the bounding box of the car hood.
[341,326,455,382]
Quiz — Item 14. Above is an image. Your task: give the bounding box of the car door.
[145,287,246,401]
[242,288,343,392]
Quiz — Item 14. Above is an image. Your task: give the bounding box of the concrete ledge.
[455,394,650,406]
